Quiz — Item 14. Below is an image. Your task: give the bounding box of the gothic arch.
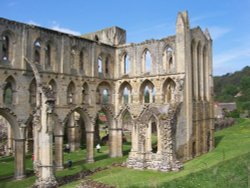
[1,29,16,62]
[120,51,130,75]
[162,78,176,103]
[162,45,175,73]
[67,81,76,104]
[118,81,132,104]
[96,81,112,104]
[139,79,155,103]
[141,48,152,73]
[3,75,16,105]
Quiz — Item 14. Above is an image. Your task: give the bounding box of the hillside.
[214,66,250,112]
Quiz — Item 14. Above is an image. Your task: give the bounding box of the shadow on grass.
[215,135,224,147]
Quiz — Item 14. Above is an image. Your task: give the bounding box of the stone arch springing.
[162,78,176,103]
[118,81,132,104]
[140,79,155,103]
[3,76,16,105]
[34,39,41,63]
[67,81,76,104]
[82,82,89,104]
[1,30,15,62]
[142,49,152,73]
[96,81,112,105]
[29,78,37,106]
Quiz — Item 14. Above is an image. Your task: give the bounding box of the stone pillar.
[109,128,117,157]
[54,135,64,170]
[68,114,77,152]
[116,128,123,157]
[7,125,13,155]
[145,122,152,153]
[86,131,94,163]
[14,139,26,180]
[131,123,138,152]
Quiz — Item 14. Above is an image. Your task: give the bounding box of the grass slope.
[90,119,250,188]
[0,119,250,188]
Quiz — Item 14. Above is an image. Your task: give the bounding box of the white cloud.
[209,26,231,40]
[50,22,80,36]
[214,47,250,75]
[27,20,41,26]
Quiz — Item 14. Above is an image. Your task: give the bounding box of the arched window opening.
[150,117,158,153]
[144,50,152,73]
[34,40,41,63]
[45,44,51,66]
[169,56,173,71]
[79,50,84,71]
[102,89,109,104]
[29,79,37,106]
[163,78,176,103]
[98,56,102,74]
[123,54,130,74]
[2,36,9,61]
[144,86,150,103]
[123,87,130,104]
[82,83,89,104]
[140,80,155,103]
[3,82,13,105]
[67,82,76,104]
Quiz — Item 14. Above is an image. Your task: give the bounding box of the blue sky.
[1,0,250,75]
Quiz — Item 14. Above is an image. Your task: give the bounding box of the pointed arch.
[1,30,15,62]
[67,81,76,104]
[162,78,176,103]
[163,45,174,73]
[142,49,152,73]
[82,82,89,104]
[96,81,112,104]
[3,76,16,105]
[122,52,130,75]
[34,38,41,63]
[139,79,155,103]
[118,81,132,104]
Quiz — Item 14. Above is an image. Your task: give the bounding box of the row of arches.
[119,78,176,104]
[1,76,177,106]
[120,46,175,75]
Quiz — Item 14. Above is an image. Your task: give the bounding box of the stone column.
[68,114,76,152]
[131,123,138,152]
[116,128,123,157]
[14,138,26,180]
[109,128,117,157]
[145,122,152,153]
[54,135,64,170]
[86,131,94,163]
[7,125,13,155]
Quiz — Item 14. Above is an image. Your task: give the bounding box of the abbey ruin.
[0,11,214,187]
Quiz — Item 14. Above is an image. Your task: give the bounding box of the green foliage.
[214,66,250,112]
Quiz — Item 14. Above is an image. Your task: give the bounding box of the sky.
[1,0,250,76]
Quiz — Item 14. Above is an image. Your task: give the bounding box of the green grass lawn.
[0,119,250,188]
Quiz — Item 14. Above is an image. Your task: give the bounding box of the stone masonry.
[0,11,214,187]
